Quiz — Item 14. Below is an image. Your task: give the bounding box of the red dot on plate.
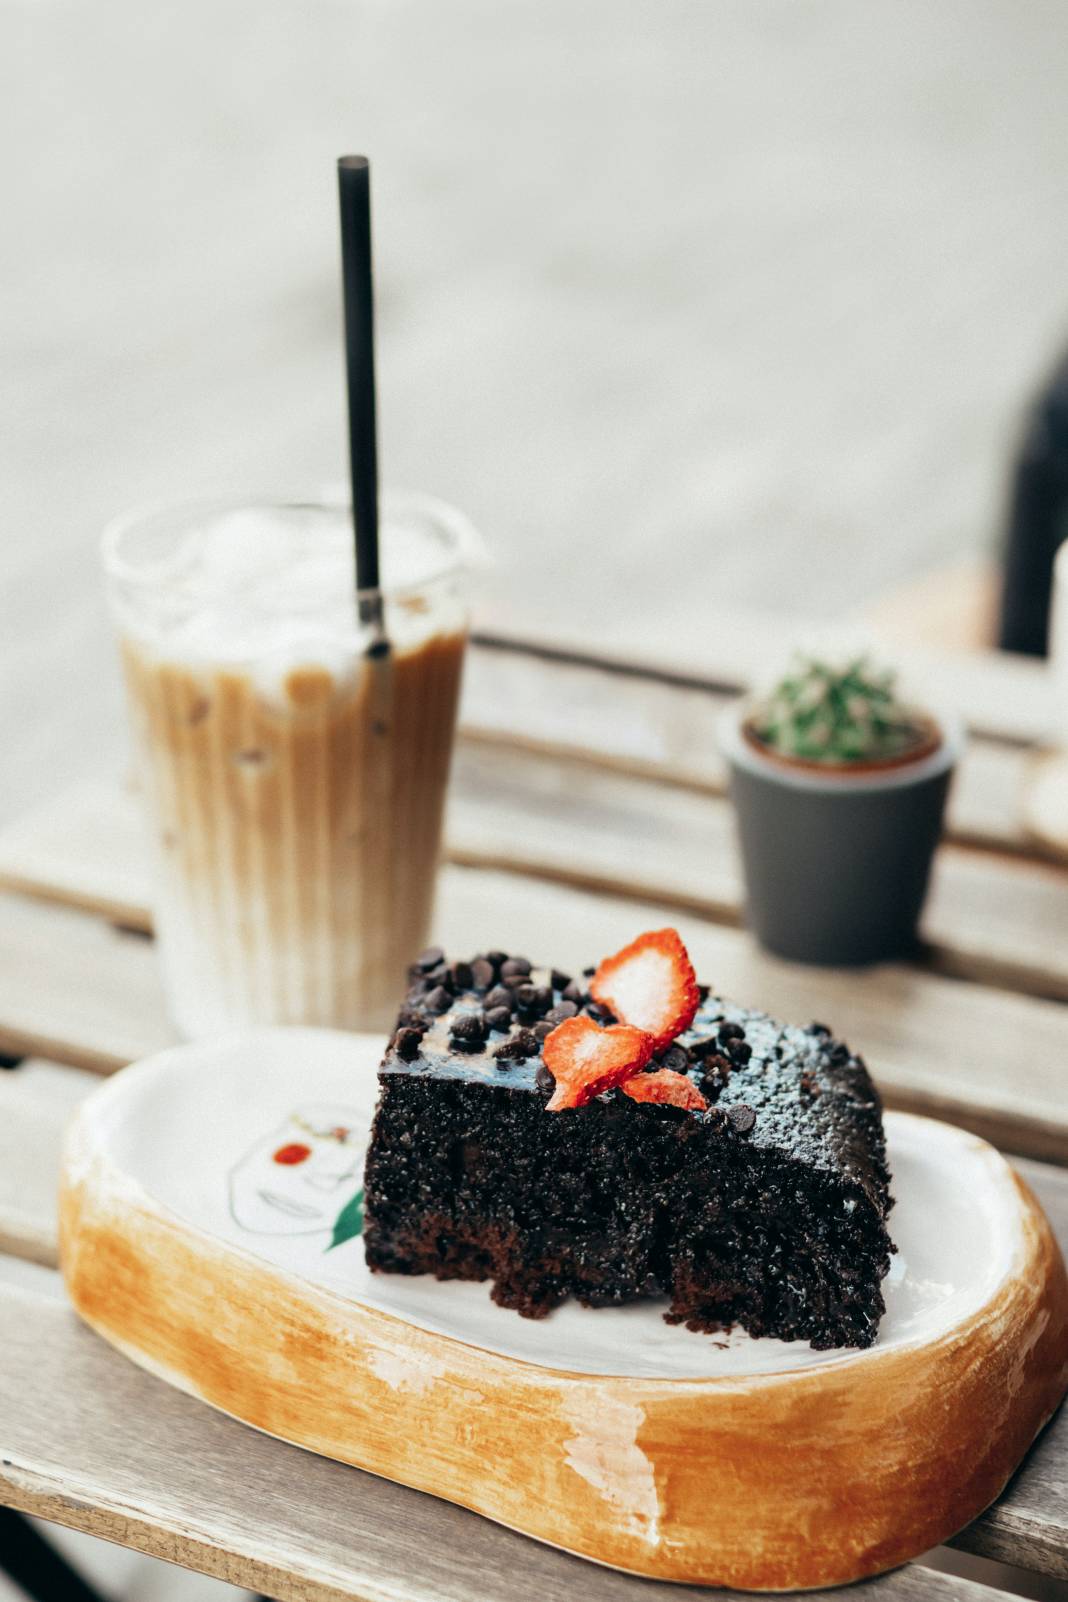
[273,1142,312,1165]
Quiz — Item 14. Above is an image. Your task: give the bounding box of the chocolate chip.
[551,968,572,991]
[531,985,553,1015]
[450,1011,487,1047]
[660,1044,690,1073]
[500,957,532,979]
[582,966,595,977]
[513,982,537,1010]
[727,1039,752,1065]
[562,980,584,1005]
[697,983,710,1002]
[544,1001,577,1026]
[392,1026,424,1061]
[718,1021,745,1043]
[484,985,514,1012]
[688,1036,718,1058]
[415,946,445,973]
[485,1007,512,1033]
[533,1020,555,1041]
[486,950,508,970]
[450,960,474,991]
[426,963,453,990]
[494,1028,540,1062]
[586,1002,614,1024]
[829,1043,851,1066]
[810,1021,831,1037]
[727,1104,756,1134]
[470,958,495,991]
[535,1063,555,1094]
[424,985,452,1014]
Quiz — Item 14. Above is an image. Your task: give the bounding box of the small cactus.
[752,652,923,764]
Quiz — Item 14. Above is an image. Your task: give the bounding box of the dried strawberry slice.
[542,1015,654,1112]
[590,928,700,1052]
[621,1069,708,1111]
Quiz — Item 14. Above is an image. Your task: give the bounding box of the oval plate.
[60,1028,1068,1590]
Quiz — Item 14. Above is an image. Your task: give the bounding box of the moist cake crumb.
[362,950,894,1349]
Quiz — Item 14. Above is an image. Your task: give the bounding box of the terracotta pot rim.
[719,700,964,794]
[740,713,943,777]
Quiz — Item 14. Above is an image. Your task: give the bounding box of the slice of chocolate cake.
[363,938,894,1349]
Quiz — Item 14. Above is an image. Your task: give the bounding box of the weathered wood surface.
[0,1287,1021,1602]
[464,645,1042,859]
[0,1063,90,1267]
[1,868,1068,1165]
[4,745,1068,1012]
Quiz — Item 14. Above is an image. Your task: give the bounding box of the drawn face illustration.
[229,1104,363,1235]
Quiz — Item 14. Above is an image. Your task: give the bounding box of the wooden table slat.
[5,754,1068,1010]
[2,866,1068,1162]
[470,624,1059,748]
[463,644,1045,860]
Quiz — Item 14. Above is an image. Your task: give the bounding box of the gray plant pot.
[719,702,964,966]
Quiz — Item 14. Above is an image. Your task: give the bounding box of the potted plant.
[719,649,963,965]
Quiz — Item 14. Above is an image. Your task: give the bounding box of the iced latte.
[103,494,476,1036]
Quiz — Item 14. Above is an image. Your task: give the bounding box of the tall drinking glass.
[103,492,479,1036]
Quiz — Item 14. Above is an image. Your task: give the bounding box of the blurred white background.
[5,0,1068,823]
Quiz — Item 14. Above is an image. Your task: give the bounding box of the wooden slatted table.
[0,634,1066,1602]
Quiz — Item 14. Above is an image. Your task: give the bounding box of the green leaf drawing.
[327,1188,364,1251]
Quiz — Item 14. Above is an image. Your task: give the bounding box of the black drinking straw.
[338,155,386,646]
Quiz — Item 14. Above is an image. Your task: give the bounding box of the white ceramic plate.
[73,1026,1020,1379]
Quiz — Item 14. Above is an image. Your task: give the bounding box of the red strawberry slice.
[542,1015,654,1112]
[590,928,699,1051]
[621,1069,708,1111]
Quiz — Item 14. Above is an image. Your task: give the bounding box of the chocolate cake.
[362,942,894,1350]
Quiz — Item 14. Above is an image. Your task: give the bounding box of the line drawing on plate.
[228,1103,365,1248]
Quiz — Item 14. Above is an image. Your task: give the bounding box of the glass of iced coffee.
[103,492,478,1037]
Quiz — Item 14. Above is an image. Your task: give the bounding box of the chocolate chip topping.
[727,1039,752,1065]
[483,985,514,1012]
[424,985,452,1014]
[534,1063,555,1094]
[561,980,584,1005]
[727,1104,756,1134]
[494,1028,540,1062]
[450,1012,487,1050]
[550,968,572,991]
[586,1002,614,1024]
[392,1026,424,1061]
[470,958,495,991]
[532,1020,555,1041]
[414,946,445,973]
[513,982,536,1010]
[450,960,475,990]
[486,950,508,969]
[660,1044,690,1073]
[484,1006,513,1034]
[500,957,532,979]
[687,1036,717,1058]
[544,1001,577,1026]
[718,1021,745,1043]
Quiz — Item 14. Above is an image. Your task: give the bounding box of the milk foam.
[110,500,470,686]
